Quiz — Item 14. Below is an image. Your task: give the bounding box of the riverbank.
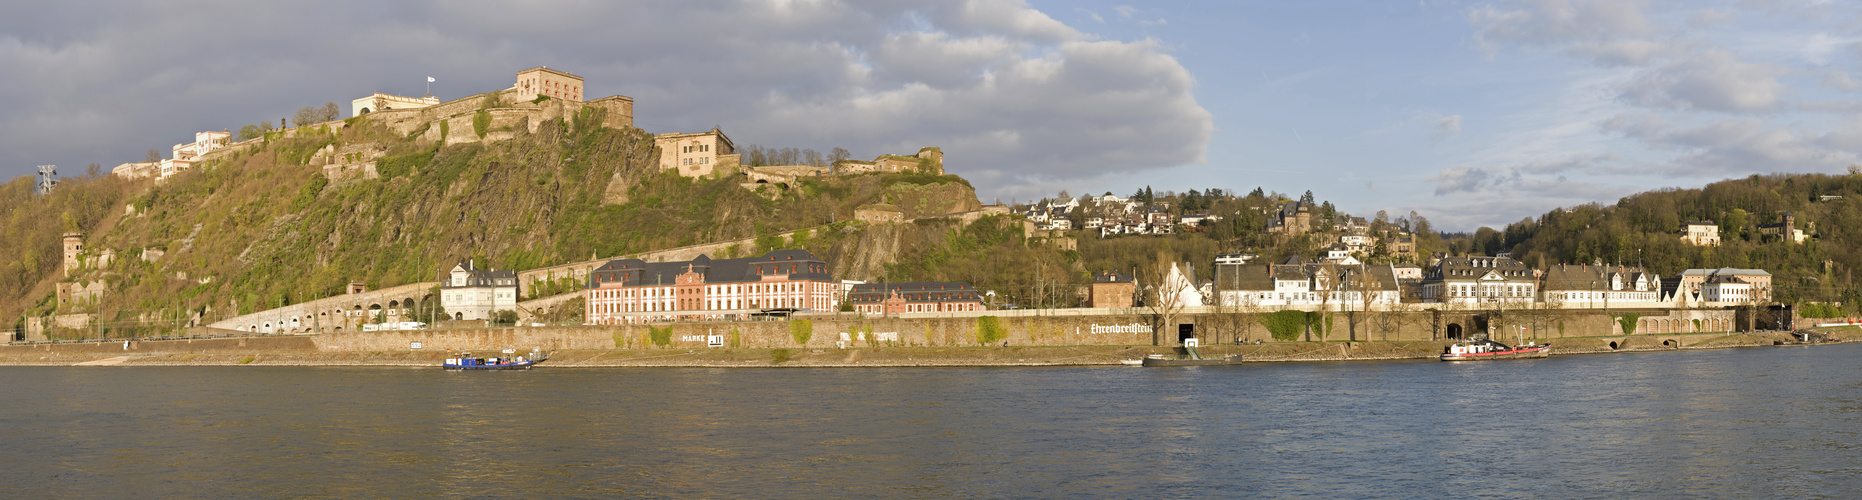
[3,329,1850,367]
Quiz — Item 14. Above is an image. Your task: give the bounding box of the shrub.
[976,316,1007,344]
[648,325,673,346]
[375,151,434,180]
[771,348,791,364]
[1260,310,1307,341]
[1615,313,1640,334]
[473,110,492,138]
[790,319,813,345]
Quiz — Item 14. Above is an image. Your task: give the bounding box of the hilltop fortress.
[113,65,943,192]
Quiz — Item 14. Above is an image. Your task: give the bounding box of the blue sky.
[1034,0,1862,228]
[3,1,1859,230]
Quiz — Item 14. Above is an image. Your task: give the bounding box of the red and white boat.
[1441,339,1550,361]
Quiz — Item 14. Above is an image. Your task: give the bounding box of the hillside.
[9,104,1016,337]
[1458,172,1862,310]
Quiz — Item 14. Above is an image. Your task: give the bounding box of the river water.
[3,344,1860,498]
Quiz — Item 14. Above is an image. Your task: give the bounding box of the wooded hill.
[7,106,1080,336]
[1450,172,1862,312]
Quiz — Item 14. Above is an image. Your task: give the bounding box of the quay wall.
[302,308,1743,353]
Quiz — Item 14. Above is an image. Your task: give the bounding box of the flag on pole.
[428,76,435,82]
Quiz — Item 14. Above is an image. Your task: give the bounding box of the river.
[3,344,1859,498]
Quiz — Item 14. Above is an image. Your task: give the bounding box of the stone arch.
[388,300,399,308]
[1608,340,1620,350]
[454,312,464,321]
[360,107,371,114]
[1446,323,1464,340]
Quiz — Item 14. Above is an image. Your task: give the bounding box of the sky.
[3,0,1860,230]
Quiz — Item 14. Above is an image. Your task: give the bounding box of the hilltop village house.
[440,261,518,321]
[847,282,985,314]
[583,250,838,324]
[1680,221,1721,246]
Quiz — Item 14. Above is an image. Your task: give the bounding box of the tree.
[1723,208,1749,241]
[317,102,340,122]
[292,105,318,127]
[1301,190,1316,206]
[145,149,161,163]
[1144,251,1193,345]
[86,163,101,177]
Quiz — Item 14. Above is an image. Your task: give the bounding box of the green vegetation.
[1457,172,1862,313]
[238,356,255,364]
[648,325,673,347]
[770,348,792,364]
[975,316,1007,344]
[1800,303,1846,318]
[473,110,492,138]
[491,310,518,326]
[789,319,813,345]
[1261,310,1307,341]
[1615,313,1641,334]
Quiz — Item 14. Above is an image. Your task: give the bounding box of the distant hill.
[1455,172,1862,308]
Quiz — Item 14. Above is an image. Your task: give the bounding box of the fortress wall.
[206,282,438,334]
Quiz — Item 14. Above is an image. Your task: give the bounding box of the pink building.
[583,250,836,324]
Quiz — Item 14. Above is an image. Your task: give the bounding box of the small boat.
[444,350,548,370]
[1140,354,1243,366]
[1440,338,1550,361]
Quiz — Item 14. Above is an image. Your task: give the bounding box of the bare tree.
[145,149,161,163]
[317,102,340,122]
[1348,265,1386,342]
[1144,251,1191,346]
[292,105,318,127]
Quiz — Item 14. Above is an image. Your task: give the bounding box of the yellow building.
[655,128,740,177]
[514,67,585,102]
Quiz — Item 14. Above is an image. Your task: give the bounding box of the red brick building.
[1090,271,1136,308]
[848,282,984,314]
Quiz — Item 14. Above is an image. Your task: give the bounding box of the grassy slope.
[14,108,999,335]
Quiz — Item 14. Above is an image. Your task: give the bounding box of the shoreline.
[2,330,1848,368]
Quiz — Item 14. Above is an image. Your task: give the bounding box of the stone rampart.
[207,282,437,334]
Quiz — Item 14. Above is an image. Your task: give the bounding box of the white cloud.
[1822,70,1862,91]
[0,0,1211,195]
[1603,116,1861,175]
[1434,114,1463,138]
[1615,49,1786,112]
[1470,0,1653,55]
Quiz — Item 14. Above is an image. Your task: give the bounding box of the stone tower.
[62,233,82,276]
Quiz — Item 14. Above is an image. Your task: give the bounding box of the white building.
[1420,256,1539,305]
[1214,257,1401,308]
[1701,277,1753,303]
[351,93,441,117]
[1540,264,1662,308]
[441,261,518,321]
